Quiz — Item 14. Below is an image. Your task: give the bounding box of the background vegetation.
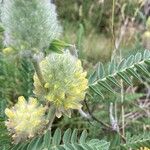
[0,0,150,149]
[54,0,150,140]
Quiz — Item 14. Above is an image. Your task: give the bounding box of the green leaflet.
[122,133,150,149]
[89,50,150,99]
[48,39,71,54]
[11,129,110,150]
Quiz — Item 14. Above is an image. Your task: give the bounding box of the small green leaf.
[97,62,105,79]
[63,129,72,144]
[42,130,51,148]
[72,143,84,150]
[71,129,78,144]
[80,143,93,150]
[134,53,142,63]
[88,71,97,85]
[27,137,41,150]
[126,68,141,81]
[124,93,144,102]
[79,130,88,144]
[125,55,134,66]
[48,39,70,53]
[19,142,29,150]
[106,76,121,88]
[89,86,104,99]
[143,49,150,59]
[63,143,75,150]
[135,64,150,77]
[98,81,115,93]
[117,72,132,85]
[144,60,150,66]
[11,143,23,150]
[118,59,126,71]
[108,59,116,74]
[52,128,61,146]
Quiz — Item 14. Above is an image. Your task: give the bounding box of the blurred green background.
[55,0,146,64]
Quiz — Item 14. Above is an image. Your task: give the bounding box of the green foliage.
[122,133,150,149]
[0,0,149,149]
[0,23,3,49]
[48,39,71,54]
[123,93,145,103]
[0,0,2,20]
[88,50,150,98]
[11,128,110,150]
[0,122,11,150]
[1,0,62,51]
[0,54,34,103]
[56,0,143,34]
[76,23,84,58]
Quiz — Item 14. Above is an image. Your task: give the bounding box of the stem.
[119,35,125,137]
[110,9,129,139]
[47,106,56,131]
[32,54,56,130]
[32,55,45,86]
[84,100,111,129]
[121,80,125,136]
[111,0,115,50]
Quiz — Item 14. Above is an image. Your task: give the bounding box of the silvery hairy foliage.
[0,0,3,21]
[1,0,62,51]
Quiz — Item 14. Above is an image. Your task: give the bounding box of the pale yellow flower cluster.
[5,96,47,143]
[34,52,88,118]
[5,51,88,142]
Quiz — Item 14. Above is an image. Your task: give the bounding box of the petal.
[5,108,14,118]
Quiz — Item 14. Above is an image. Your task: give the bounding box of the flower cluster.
[1,0,62,51]
[2,0,88,145]
[34,51,88,118]
[5,96,47,143]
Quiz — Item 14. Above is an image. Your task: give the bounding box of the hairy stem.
[32,54,56,130]
[47,106,56,130]
[32,55,45,86]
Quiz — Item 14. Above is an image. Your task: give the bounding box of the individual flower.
[5,96,47,143]
[33,51,88,118]
[2,47,14,55]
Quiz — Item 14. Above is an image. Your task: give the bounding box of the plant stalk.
[47,106,56,131]
[121,80,125,137]
[32,55,45,86]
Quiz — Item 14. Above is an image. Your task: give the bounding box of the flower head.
[5,96,47,143]
[1,0,62,51]
[34,51,88,118]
